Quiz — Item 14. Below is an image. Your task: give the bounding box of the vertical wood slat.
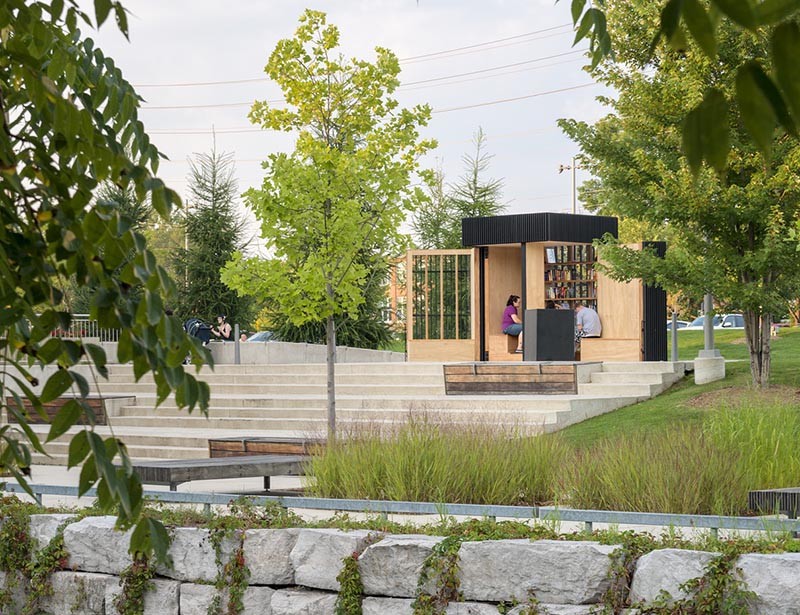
[454,255,459,340]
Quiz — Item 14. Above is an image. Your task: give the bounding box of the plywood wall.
[485,246,523,337]
[595,264,642,339]
[525,243,545,310]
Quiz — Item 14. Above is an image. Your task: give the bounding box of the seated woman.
[501,294,523,353]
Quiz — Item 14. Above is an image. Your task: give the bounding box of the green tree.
[1,0,210,560]
[560,0,800,388]
[176,149,252,328]
[412,128,505,249]
[222,10,434,436]
[565,0,800,170]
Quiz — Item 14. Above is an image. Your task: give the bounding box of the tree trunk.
[326,312,337,442]
[743,308,771,389]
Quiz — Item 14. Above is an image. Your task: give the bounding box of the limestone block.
[63,515,133,574]
[359,534,442,597]
[290,528,374,591]
[509,605,598,615]
[459,539,617,604]
[37,571,113,615]
[28,513,76,552]
[105,577,180,615]
[446,602,503,614]
[362,597,414,615]
[694,356,725,384]
[180,583,274,615]
[0,570,26,613]
[244,528,299,585]
[738,552,800,615]
[629,549,717,605]
[270,588,338,615]
[156,527,237,582]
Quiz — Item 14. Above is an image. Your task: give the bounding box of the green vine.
[412,535,463,615]
[0,496,35,609]
[23,520,71,615]
[207,526,250,615]
[335,553,364,615]
[497,590,542,614]
[113,555,155,615]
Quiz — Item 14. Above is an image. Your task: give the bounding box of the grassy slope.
[559,327,800,448]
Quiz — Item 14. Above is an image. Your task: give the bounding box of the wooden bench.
[748,487,800,518]
[208,436,324,458]
[444,362,577,395]
[130,455,308,492]
[487,334,522,361]
[5,396,109,425]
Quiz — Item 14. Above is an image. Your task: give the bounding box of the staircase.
[25,361,691,465]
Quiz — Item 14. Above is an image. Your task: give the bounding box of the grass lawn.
[559,327,800,448]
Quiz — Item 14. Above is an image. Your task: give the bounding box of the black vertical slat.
[642,242,667,361]
[462,212,618,246]
[520,243,527,314]
[479,247,488,361]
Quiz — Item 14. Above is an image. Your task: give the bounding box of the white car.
[683,314,744,330]
[666,320,690,331]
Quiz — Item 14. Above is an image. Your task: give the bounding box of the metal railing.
[50,314,120,343]
[4,482,798,537]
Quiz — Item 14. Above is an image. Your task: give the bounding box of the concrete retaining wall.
[9,515,800,614]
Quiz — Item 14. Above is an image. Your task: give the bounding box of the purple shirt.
[502,305,518,330]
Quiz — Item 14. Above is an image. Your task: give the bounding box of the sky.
[86,1,611,250]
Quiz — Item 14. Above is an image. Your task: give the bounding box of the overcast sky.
[87,1,610,248]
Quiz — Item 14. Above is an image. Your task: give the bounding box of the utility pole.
[558,157,585,214]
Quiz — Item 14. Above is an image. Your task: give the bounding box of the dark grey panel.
[462,212,618,247]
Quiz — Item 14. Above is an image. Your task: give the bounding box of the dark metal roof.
[461,212,618,247]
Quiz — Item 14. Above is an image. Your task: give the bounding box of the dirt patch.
[686,385,800,409]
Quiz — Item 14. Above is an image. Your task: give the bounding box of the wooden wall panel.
[407,339,477,362]
[525,244,545,309]
[486,246,523,337]
[595,264,642,339]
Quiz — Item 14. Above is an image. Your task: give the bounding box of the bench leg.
[170,482,177,492]
[263,476,271,492]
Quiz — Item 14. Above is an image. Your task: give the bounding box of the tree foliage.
[175,149,252,327]
[560,0,800,387]
[412,128,505,249]
[565,0,800,172]
[0,0,211,561]
[222,10,434,434]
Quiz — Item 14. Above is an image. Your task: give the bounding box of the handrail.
[3,482,798,535]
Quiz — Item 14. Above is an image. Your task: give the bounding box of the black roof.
[461,212,618,247]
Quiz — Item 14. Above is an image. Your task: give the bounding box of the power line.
[432,82,598,114]
[140,50,585,111]
[132,24,574,89]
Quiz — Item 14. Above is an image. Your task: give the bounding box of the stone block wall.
[10,515,800,614]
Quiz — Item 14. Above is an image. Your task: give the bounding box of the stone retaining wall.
[6,515,800,614]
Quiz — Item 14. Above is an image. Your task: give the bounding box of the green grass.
[307,327,800,515]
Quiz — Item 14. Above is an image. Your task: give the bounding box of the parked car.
[246,331,278,342]
[683,313,744,330]
[683,314,722,330]
[666,320,690,331]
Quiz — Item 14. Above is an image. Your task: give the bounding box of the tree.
[222,10,434,437]
[564,0,800,171]
[176,149,252,327]
[1,0,211,561]
[560,0,800,388]
[412,128,505,249]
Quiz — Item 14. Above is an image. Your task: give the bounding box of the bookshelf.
[543,244,597,310]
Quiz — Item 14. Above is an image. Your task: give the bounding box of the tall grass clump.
[306,415,570,505]
[705,400,800,502]
[569,425,746,515]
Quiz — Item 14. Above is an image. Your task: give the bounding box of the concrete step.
[114,406,325,419]
[105,362,444,377]
[600,361,688,374]
[590,372,669,385]
[95,382,447,396]
[577,382,658,397]
[105,373,445,387]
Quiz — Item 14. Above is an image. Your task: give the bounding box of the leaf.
[574,8,596,44]
[660,0,684,42]
[131,517,172,564]
[772,22,800,128]
[84,343,109,379]
[711,0,758,30]
[754,0,800,24]
[71,371,90,398]
[736,62,778,155]
[93,0,112,28]
[68,430,91,468]
[571,0,587,24]
[47,399,82,442]
[41,369,73,403]
[79,456,98,496]
[682,88,730,175]
[682,0,717,58]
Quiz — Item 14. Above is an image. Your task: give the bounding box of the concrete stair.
[25,361,692,465]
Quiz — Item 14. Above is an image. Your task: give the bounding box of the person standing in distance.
[212,314,233,341]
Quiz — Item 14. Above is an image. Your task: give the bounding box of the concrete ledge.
[693,356,725,385]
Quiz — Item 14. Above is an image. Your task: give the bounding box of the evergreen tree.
[176,149,252,327]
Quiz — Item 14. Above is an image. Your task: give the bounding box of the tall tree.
[177,149,252,327]
[1,0,210,561]
[412,128,505,249]
[560,0,800,388]
[223,10,434,437]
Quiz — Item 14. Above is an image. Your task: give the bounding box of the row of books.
[545,283,596,300]
[544,244,596,264]
[544,264,594,282]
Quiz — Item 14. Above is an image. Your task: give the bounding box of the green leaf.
[711,0,757,30]
[574,8,596,44]
[682,88,729,175]
[131,517,171,564]
[85,343,109,379]
[571,0,587,24]
[736,62,778,155]
[660,0,684,42]
[71,371,90,398]
[68,430,91,468]
[754,0,800,25]
[41,369,73,403]
[93,0,112,28]
[682,0,717,58]
[47,399,82,442]
[772,22,800,128]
